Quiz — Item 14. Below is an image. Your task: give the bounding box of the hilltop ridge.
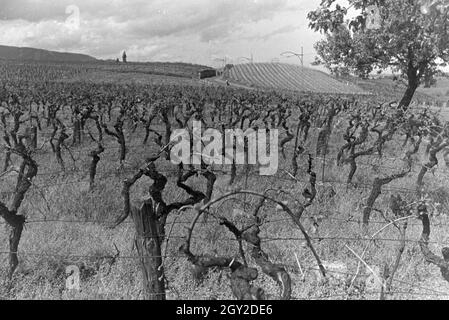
[0,45,97,63]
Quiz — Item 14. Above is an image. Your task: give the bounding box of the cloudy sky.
[0,0,326,68]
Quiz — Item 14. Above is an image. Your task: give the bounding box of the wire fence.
[0,157,441,193]
[0,248,448,300]
[1,155,449,244]
[8,215,448,227]
[1,127,449,300]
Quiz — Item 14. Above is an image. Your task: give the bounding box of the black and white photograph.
[0,0,449,303]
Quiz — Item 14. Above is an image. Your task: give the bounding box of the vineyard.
[224,63,368,95]
[0,60,210,84]
[1,60,449,301]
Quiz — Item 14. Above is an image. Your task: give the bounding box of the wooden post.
[131,200,166,300]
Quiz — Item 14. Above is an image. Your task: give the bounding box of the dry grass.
[1,122,449,301]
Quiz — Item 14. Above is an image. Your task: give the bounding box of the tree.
[308,0,449,110]
[312,24,375,79]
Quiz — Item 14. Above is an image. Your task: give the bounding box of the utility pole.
[281,46,304,67]
[238,55,253,64]
[214,57,227,68]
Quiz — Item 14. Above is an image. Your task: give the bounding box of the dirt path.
[204,77,256,90]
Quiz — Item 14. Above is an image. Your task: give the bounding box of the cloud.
[0,0,319,64]
[241,24,302,42]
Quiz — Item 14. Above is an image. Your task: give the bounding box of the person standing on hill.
[122,51,127,63]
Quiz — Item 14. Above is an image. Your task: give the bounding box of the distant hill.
[0,45,97,63]
[224,63,368,95]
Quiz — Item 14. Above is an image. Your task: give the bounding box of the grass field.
[349,77,444,105]
[418,77,449,102]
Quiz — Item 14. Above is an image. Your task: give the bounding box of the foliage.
[308,0,449,108]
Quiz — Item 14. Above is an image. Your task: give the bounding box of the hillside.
[224,63,368,95]
[95,61,211,79]
[0,45,96,63]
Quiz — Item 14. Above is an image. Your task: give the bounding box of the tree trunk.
[0,204,26,280]
[143,122,151,145]
[399,65,420,111]
[3,150,11,173]
[89,145,105,190]
[55,131,69,172]
[8,216,25,279]
[118,136,126,163]
[72,120,82,146]
[347,158,357,185]
[398,83,419,111]
[31,126,38,149]
[131,200,166,300]
[162,112,171,160]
